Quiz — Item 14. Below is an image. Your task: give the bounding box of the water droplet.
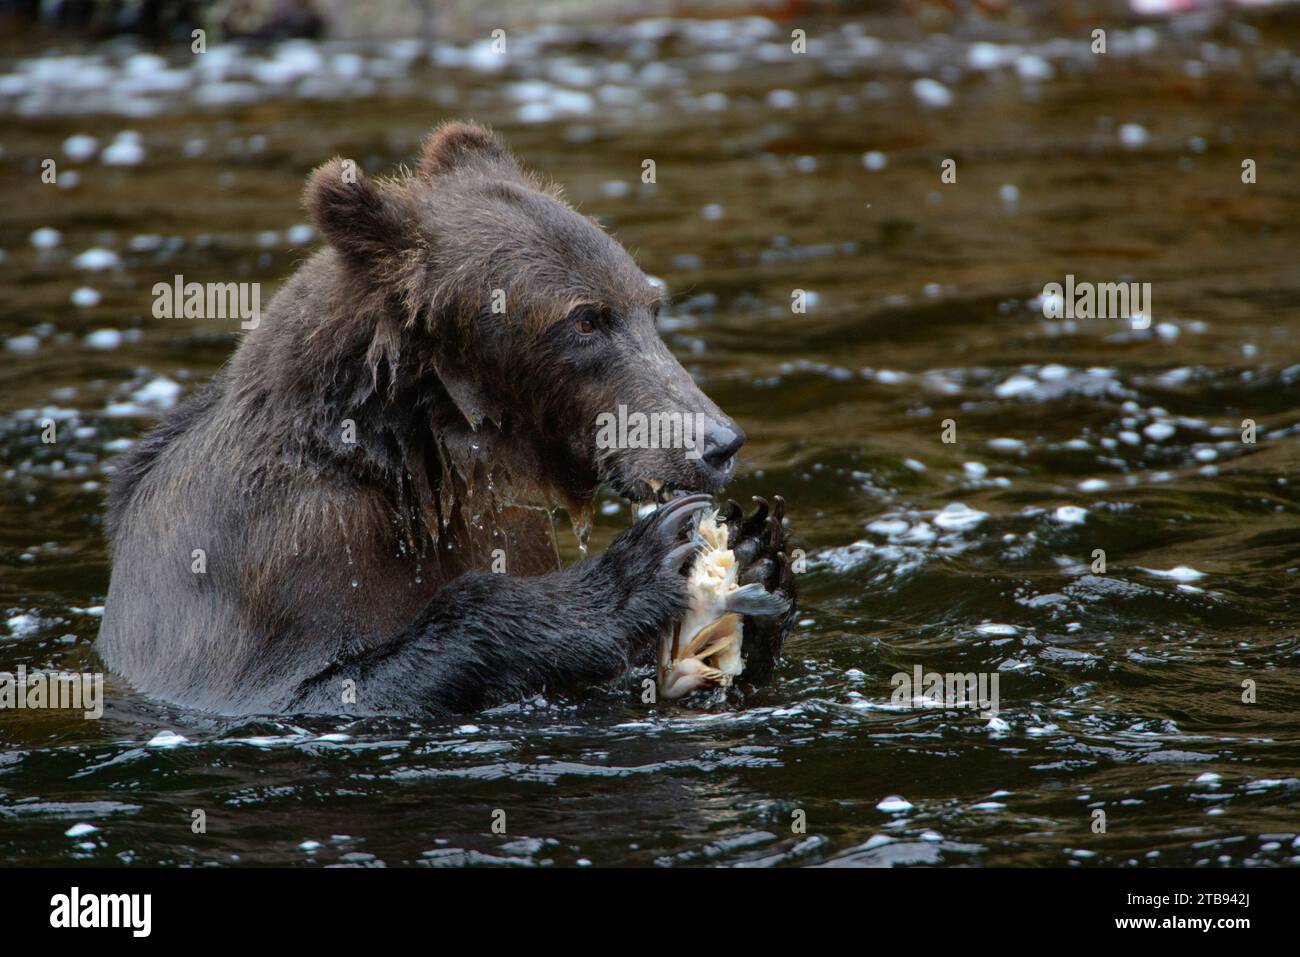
[570,503,594,560]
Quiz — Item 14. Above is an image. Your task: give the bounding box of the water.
[3,10,1300,867]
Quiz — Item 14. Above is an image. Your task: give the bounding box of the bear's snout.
[697,417,745,484]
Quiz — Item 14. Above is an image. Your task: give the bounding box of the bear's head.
[303,121,745,511]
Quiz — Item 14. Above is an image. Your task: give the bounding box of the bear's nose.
[701,420,745,477]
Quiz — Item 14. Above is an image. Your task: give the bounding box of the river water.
[2,10,1299,867]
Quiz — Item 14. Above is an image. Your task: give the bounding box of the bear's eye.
[572,309,601,335]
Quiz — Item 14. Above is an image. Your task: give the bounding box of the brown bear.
[97,122,796,717]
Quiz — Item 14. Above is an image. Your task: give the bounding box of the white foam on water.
[1119,123,1148,148]
[29,227,62,248]
[1015,54,1053,82]
[147,731,188,748]
[1038,363,1069,381]
[1139,565,1205,581]
[867,518,909,537]
[1144,421,1176,441]
[84,329,123,350]
[995,374,1038,398]
[70,287,101,307]
[969,42,1015,70]
[1053,505,1087,526]
[988,437,1025,452]
[62,133,99,161]
[876,795,913,813]
[875,369,910,384]
[131,377,182,409]
[933,503,987,530]
[72,248,121,271]
[911,78,953,108]
[101,132,145,165]
[5,613,41,637]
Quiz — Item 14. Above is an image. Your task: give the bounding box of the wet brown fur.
[98,122,741,715]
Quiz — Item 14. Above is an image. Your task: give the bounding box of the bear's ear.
[417,121,523,180]
[303,157,412,265]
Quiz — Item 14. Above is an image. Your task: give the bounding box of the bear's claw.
[663,539,702,572]
[719,494,797,688]
[653,493,713,540]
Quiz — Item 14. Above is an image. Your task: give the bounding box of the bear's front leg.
[288,495,713,717]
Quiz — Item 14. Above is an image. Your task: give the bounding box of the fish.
[656,508,790,701]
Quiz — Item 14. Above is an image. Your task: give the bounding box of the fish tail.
[724,582,789,617]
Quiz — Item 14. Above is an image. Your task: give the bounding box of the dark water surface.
[2,11,1300,866]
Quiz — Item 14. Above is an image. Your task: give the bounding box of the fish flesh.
[657,509,789,700]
